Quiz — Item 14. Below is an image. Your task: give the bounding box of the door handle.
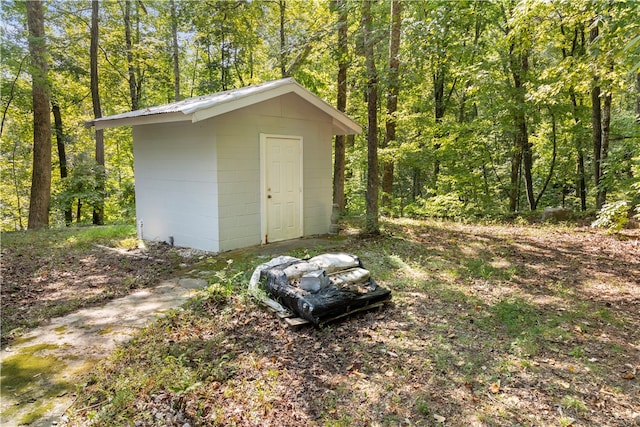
[267,195,272,199]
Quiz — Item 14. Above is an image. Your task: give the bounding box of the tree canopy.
[2,0,639,231]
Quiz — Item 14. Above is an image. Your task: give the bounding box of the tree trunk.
[381,0,401,212]
[516,53,534,210]
[534,110,557,209]
[279,0,287,78]
[589,25,604,211]
[361,0,379,234]
[432,70,445,188]
[591,82,602,208]
[636,71,640,124]
[597,90,611,208]
[332,0,348,211]
[124,0,138,111]
[508,48,532,212]
[26,0,51,229]
[170,0,180,101]
[509,142,522,213]
[91,0,105,225]
[52,103,72,225]
[569,90,587,211]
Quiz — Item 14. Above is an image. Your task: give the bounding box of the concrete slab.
[0,278,208,427]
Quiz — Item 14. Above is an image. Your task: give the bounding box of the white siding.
[213,93,334,252]
[133,122,219,252]
[131,92,335,253]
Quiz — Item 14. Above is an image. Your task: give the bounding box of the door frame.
[260,133,304,244]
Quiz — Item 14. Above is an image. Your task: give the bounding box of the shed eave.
[90,111,190,130]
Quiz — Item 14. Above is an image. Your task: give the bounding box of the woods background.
[2,0,639,232]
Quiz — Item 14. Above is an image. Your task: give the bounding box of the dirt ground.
[1,237,197,346]
[2,221,639,426]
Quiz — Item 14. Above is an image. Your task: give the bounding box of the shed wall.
[214,93,333,252]
[133,122,219,252]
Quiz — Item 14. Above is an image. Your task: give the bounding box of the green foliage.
[591,200,630,232]
[404,194,479,219]
[1,0,638,227]
[53,153,105,224]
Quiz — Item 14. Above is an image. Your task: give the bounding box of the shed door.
[261,134,303,244]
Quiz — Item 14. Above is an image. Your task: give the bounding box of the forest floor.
[2,219,639,426]
[0,225,200,346]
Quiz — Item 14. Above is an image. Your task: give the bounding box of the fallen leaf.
[489,380,500,394]
[621,372,635,380]
[434,414,446,423]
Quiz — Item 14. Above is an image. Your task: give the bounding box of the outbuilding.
[88,78,361,252]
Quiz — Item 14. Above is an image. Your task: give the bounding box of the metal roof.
[87,78,361,135]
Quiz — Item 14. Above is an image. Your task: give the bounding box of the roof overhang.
[86,78,361,135]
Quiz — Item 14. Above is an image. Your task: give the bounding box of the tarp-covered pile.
[250,253,391,326]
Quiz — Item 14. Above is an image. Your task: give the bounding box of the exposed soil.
[1,236,197,346]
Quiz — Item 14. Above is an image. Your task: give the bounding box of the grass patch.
[0,343,73,422]
[1,344,66,396]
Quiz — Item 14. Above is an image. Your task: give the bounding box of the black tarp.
[258,254,391,326]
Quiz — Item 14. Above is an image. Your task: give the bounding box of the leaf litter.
[3,220,639,426]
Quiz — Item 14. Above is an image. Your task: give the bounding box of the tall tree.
[26,0,51,229]
[278,0,287,77]
[91,0,105,225]
[381,0,401,211]
[52,102,72,225]
[590,24,603,211]
[361,0,379,234]
[124,0,139,110]
[332,0,348,211]
[170,0,180,101]
[510,48,535,210]
[559,11,589,211]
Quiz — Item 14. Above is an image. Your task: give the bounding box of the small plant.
[415,398,432,417]
[561,395,588,414]
[591,200,630,232]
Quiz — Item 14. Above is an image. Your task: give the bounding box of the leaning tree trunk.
[91,0,105,225]
[26,0,51,229]
[381,0,401,212]
[361,0,379,234]
[332,0,348,211]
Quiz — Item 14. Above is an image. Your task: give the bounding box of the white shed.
[88,78,361,252]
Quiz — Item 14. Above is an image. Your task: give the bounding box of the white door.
[261,134,303,244]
